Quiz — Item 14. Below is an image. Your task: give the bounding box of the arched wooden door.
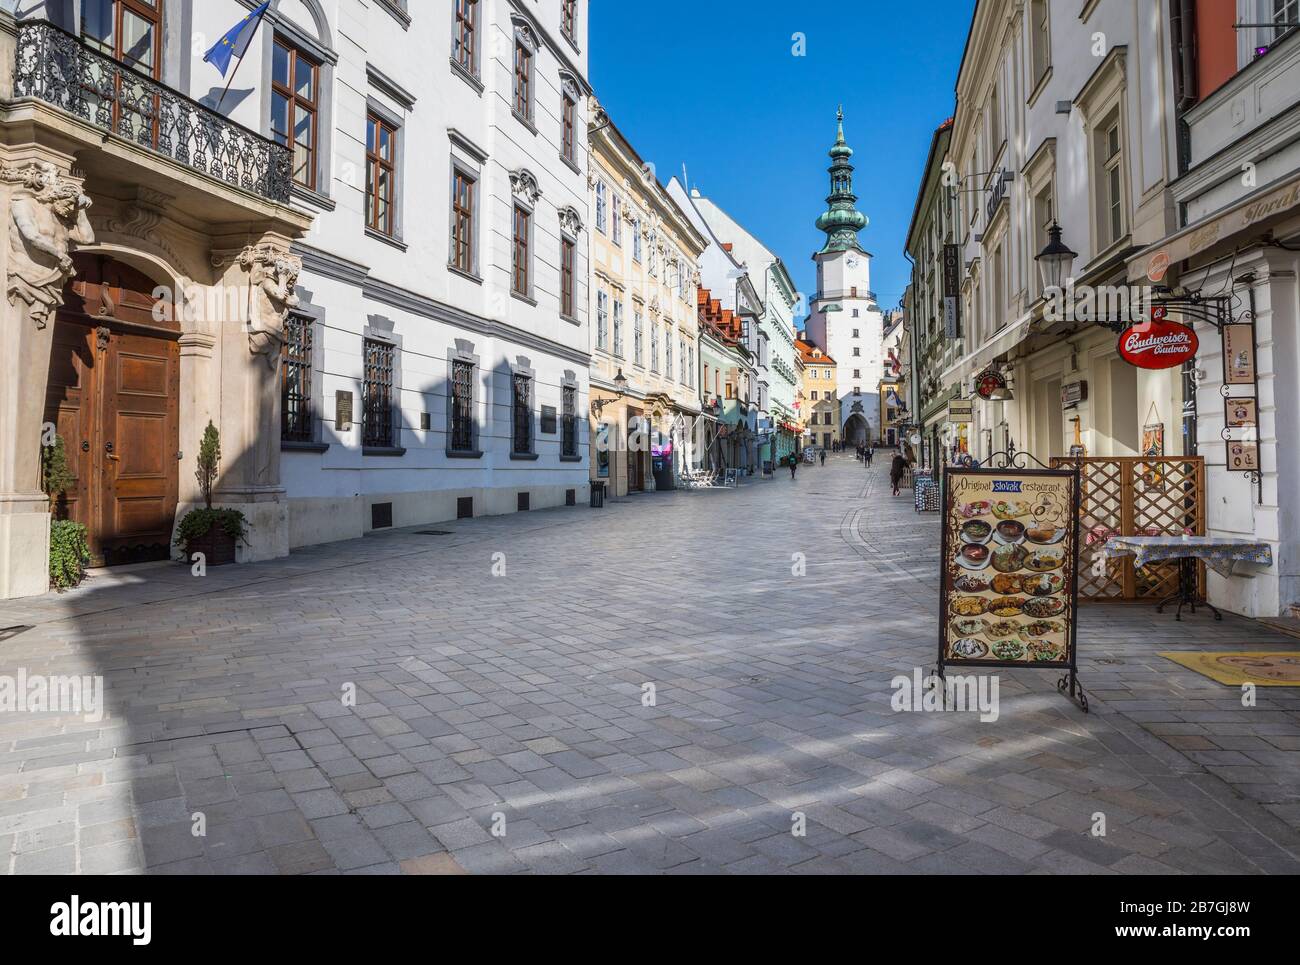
[44,254,181,566]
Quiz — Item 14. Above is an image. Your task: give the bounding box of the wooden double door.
[45,255,181,566]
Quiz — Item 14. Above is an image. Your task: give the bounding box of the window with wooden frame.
[454,0,478,74]
[596,292,609,350]
[512,204,531,296]
[451,167,476,274]
[561,0,578,42]
[366,113,398,237]
[281,313,314,442]
[1101,114,1124,247]
[562,93,576,163]
[362,338,396,449]
[560,236,576,318]
[1029,0,1051,88]
[271,38,319,190]
[81,0,161,75]
[80,0,162,145]
[513,40,532,120]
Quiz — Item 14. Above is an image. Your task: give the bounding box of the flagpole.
[215,50,249,113]
[214,7,269,113]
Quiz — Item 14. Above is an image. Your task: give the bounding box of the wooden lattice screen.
[1048,456,1206,603]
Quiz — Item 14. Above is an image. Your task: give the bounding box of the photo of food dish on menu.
[941,470,1077,667]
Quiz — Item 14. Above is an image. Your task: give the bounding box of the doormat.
[1159,651,1300,686]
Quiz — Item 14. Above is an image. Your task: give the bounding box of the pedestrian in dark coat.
[789,454,798,480]
[819,449,826,467]
[890,453,907,495]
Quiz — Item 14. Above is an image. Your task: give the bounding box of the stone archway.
[45,253,181,565]
[843,413,869,447]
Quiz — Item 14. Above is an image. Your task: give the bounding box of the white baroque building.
[0,0,594,597]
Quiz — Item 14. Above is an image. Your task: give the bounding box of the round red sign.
[1117,320,1199,369]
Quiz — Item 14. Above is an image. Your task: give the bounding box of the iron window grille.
[450,359,474,452]
[281,313,314,441]
[363,338,396,448]
[562,385,578,457]
[512,373,532,454]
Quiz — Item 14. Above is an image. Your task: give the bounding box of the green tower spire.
[815,107,869,255]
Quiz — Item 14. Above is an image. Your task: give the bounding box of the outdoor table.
[1102,535,1274,621]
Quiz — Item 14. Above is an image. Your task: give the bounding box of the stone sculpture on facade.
[5,161,94,329]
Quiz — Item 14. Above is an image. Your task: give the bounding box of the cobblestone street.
[3,455,1299,875]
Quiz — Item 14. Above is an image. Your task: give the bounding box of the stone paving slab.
[1,455,1299,874]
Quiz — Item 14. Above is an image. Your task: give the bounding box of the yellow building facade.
[587,107,707,496]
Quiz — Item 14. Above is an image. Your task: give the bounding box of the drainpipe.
[1171,0,1198,175]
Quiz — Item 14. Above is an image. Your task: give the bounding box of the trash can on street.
[590,481,606,508]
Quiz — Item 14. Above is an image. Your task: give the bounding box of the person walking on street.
[819,449,826,467]
[865,446,874,467]
[789,454,798,480]
[890,452,907,496]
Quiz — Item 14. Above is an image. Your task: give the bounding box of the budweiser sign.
[1117,320,1199,369]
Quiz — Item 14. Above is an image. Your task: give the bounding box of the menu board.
[1223,324,1257,385]
[939,468,1080,670]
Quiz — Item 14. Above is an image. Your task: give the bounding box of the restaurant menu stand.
[934,452,1087,712]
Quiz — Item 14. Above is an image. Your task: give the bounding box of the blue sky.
[589,0,976,323]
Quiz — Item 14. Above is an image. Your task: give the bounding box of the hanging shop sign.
[973,369,1006,400]
[1223,323,1257,384]
[1225,398,1257,429]
[943,244,962,339]
[938,466,1084,706]
[947,398,974,423]
[1116,317,1199,370]
[1228,440,1260,472]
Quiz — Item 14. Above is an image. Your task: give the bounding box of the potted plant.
[174,421,247,566]
[42,434,90,590]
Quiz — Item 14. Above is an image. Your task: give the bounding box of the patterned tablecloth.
[1103,535,1274,578]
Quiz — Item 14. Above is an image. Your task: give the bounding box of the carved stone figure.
[239,244,301,369]
[5,161,94,328]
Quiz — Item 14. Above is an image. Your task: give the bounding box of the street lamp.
[1035,220,1077,292]
[590,368,629,417]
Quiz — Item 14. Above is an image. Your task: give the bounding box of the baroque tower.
[804,109,886,446]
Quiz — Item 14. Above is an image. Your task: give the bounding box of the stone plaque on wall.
[540,405,557,434]
[336,390,353,431]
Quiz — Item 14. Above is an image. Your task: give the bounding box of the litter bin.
[590,481,606,508]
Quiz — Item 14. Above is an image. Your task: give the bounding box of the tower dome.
[816,108,869,255]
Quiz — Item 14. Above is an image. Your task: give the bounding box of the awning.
[940,313,1035,386]
[1128,170,1300,282]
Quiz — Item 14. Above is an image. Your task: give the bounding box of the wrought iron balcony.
[13,20,292,205]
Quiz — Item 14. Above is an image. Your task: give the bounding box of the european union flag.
[203,2,271,77]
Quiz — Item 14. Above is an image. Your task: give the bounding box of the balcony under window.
[12,20,293,206]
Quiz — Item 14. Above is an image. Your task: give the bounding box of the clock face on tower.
[846,256,859,269]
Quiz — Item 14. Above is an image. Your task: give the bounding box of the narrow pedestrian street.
[2,455,1298,875]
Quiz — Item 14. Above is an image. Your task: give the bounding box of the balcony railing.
[13,20,292,204]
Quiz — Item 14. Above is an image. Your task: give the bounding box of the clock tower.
[804,109,886,446]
